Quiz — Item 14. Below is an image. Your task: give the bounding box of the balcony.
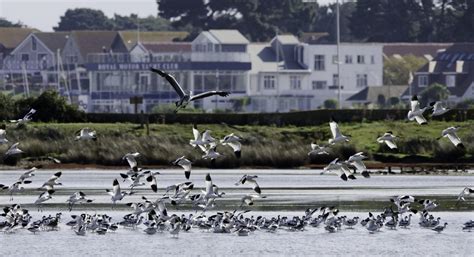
[191,52,250,63]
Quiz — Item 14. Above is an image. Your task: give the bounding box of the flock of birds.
[0,73,473,238]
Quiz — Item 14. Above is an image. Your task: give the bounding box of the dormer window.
[32,37,37,51]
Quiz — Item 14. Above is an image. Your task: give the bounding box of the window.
[313,55,325,71]
[290,76,301,90]
[332,74,339,86]
[312,81,327,90]
[418,75,428,87]
[21,54,29,62]
[32,37,37,51]
[66,55,78,63]
[332,55,338,64]
[207,43,213,52]
[371,55,375,64]
[263,75,275,89]
[345,55,352,64]
[446,75,456,88]
[357,55,365,64]
[356,74,368,87]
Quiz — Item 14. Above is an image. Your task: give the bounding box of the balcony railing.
[191,52,250,62]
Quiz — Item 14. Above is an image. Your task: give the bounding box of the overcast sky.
[0,0,337,32]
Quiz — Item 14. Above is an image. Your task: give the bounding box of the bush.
[324,99,338,109]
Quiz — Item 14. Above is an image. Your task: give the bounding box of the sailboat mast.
[336,0,341,109]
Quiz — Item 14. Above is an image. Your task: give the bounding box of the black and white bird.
[432,222,448,233]
[457,187,474,202]
[75,128,97,141]
[41,172,62,190]
[122,152,141,173]
[438,126,464,148]
[347,152,370,178]
[145,171,160,193]
[4,142,23,157]
[190,125,216,147]
[377,131,398,149]
[308,143,329,156]
[200,145,223,164]
[150,68,230,111]
[172,156,192,179]
[0,128,8,144]
[430,101,449,116]
[10,108,36,126]
[106,179,133,206]
[323,158,356,181]
[235,175,261,194]
[220,133,242,158]
[18,167,37,182]
[35,190,55,211]
[0,180,32,201]
[328,117,350,144]
[240,194,266,207]
[418,199,438,211]
[67,191,93,211]
[407,95,429,125]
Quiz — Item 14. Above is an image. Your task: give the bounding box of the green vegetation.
[1,121,473,168]
[383,55,428,86]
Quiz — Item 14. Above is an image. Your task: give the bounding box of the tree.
[420,83,450,105]
[0,93,15,120]
[54,8,114,31]
[0,18,22,28]
[324,99,338,109]
[112,14,171,31]
[384,55,428,85]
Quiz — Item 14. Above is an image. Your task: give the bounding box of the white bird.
[0,180,32,201]
[407,95,429,125]
[119,172,146,190]
[106,179,133,206]
[0,129,8,144]
[190,125,216,147]
[240,194,266,207]
[18,167,37,182]
[150,68,230,112]
[377,131,398,149]
[430,101,449,116]
[41,171,62,190]
[323,158,356,181]
[172,156,192,179]
[35,190,54,211]
[457,187,474,202]
[308,143,329,156]
[67,191,93,211]
[221,133,242,158]
[122,152,140,173]
[418,199,438,211]
[145,171,160,193]
[438,126,464,148]
[200,145,223,164]
[4,142,23,157]
[347,152,370,178]
[328,118,350,144]
[235,175,261,194]
[10,108,36,126]
[75,128,97,141]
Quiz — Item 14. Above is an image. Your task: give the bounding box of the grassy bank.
[0,121,473,168]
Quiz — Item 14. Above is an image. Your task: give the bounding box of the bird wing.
[178,159,192,172]
[414,115,427,125]
[150,68,186,98]
[329,121,341,139]
[205,174,213,195]
[410,98,420,112]
[124,155,138,170]
[192,125,201,141]
[226,141,241,152]
[190,91,230,101]
[113,179,121,195]
[202,130,215,143]
[385,140,397,149]
[23,108,36,119]
[8,142,20,152]
[446,133,462,146]
[352,160,366,172]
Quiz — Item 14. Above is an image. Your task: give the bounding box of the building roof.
[70,31,122,58]
[347,85,408,102]
[248,43,308,73]
[208,30,249,45]
[119,31,189,50]
[142,42,191,53]
[383,43,452,60]
[299,32,330,44]
[34,32,69,53]
[273,35,300,45]
[0,27,38,51]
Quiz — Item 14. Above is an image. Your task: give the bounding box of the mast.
[336,0,341,109]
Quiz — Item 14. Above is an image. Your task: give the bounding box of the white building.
[303,43,384,107]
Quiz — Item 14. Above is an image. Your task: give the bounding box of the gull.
[457,187,474,202]
[35,190,54,212]
[18,167,37,182]
[75,128,97,141]
[377,131,398,149]
[0,129,8,144]
[437,126,464,148]
[347,152,370,178]
[235,175,261,194]
[67,191,93,211]
[240,194,266,208]
[4,142,23,157]
[145,171,160,193]
[172,156,192,179]
[200,145,223,164]
[41,172,62,190]
[119,172,146,190]
[418,199,438,211]
[432,222,448,233]
[323,158,356,181]
[430,101,449,116]
[0,180,32,201]
[407,95,429,125]
[123,152,140,173]
[221,133,242,158]
[150,68,230,112]
[328,117,350,144]
[190,125,216,147]
[106,179,133,207]
[10,108,36,126]
[308,143,329,156]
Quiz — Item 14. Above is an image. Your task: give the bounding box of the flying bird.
[4,142,23,157]
[377,131,398,149]
[106,179,133,207]
[457,187,474,202]
[35,190,55,211]
[75,128,97,141]
[328,117,350,144]
[308,143,330,156]
[407,95,429,125]
[347,152,370,178]
[235,175,261,194]
[430,101,450,116]
[122,152,141,173]
[437,126,464,148]
[67,191,94,211]
[172,156,192,179]
[41,171,62,190]
[10,108,36,126]
[0,129,8,144]
[150,68,230,112]
[189,125,216,147]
